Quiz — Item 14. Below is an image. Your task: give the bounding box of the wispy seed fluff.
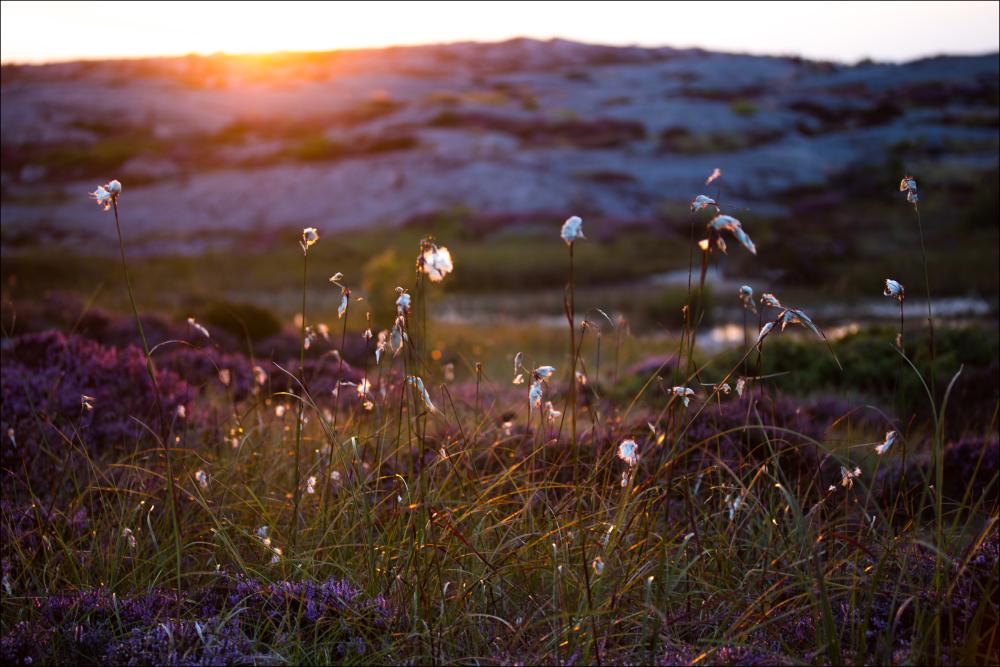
[560,216,585,245]
[884,279,905,301]
[419,243,454,282]
[90,179,122,211]
[300,227,319,253]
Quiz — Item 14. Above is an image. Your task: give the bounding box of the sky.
[1,1,998,65]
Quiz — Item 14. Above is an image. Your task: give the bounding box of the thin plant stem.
[568,243,578,453]
[111,199,183,592]
[290,248,308,549]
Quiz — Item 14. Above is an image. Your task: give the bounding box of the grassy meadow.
[1,168,997,667]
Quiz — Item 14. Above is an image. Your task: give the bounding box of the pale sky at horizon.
[2,1,998,65]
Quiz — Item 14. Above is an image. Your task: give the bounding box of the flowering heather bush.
[227,575,391,657]
[0,576,388,665]
[875,434,999,505]
[1,331,194,494]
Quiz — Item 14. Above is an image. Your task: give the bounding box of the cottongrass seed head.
[884,279,905,301]
[690,194,719,213]
[300,227,319,252]
[875,431,898,456]
[90,179,121,211]
[617,439,639,467]
[419,240,454,282]
[739,285,757,313]
[560,216,585,245]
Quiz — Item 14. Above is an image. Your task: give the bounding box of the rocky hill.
[1,38,997,257]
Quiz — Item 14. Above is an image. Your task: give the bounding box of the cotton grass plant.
[0,163,995,666]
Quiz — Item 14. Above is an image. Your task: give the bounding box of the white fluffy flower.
[840,465,861,489]
[706,215,756,255]
[875,431,897,456]
[195,469,209,490]
[761,293,782,308]
[884,279,905,301]
[534,366,556,380]
[617,439,639,467]
[187,317,210,338]
[306,475,317,494]
[90,180,121,211]
[396,290,411,315]
[560,216,585,245]
[421,245,454,282]
[671,386,695,407]
[301,227,319,252]
[739,285,757,313]
[690,194,718,213]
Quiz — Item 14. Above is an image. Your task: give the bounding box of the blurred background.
[1,1,997,377]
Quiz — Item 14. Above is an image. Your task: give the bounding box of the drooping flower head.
[884,279,905,301]
[187,317,210,339]
[406,376,437,413]
[703,214,756,255]
[690,194,719,213]
[89,179,122,211]
[418,238,454,282]
[617,439,639,467]
[301,227,319,253]
[560,216,585,245]
[760,293,782,308]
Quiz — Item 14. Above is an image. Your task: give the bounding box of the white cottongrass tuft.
[560,216,585,245]
[617,439,639,467]
[884,279,905,301]
[338,292,349,319]
[739,285,757,313]
[122,527,137,549]
[534,366,556,380]
[81,394,95,411]
[544,401,561,423]
[389,319,405,356]
[90,180,121,211]
[754,321,775,347]
[395,288,411,315]
[705,168,722,186]
[840,465,861,489]
[306,475,317,494]
[899,176,919,204]
[670,386,695,407]
[760,293,782,308]
[420,243,454,282]
[690,194,719,213]
[300,227,319,253]
[875,431,898,456]
[706,215,756,255]
[218,368,231,387]
[195,469,209,491]
[253,365,268,386]
[726,493,742,521]
[187,317,210,338]
[406,376,438,413]
[529,380,544,415]
[591,556,605,576]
